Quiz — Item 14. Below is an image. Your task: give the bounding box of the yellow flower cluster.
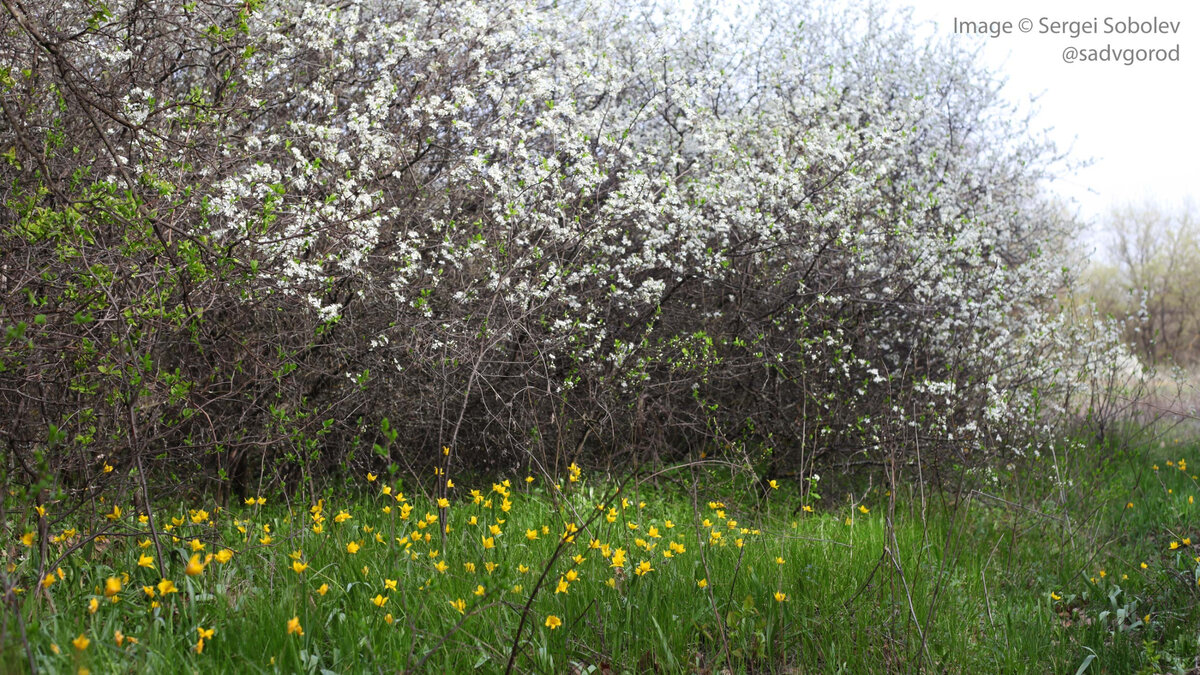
[23,460,813,667]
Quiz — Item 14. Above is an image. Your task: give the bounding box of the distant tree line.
[1085,202,1200,368]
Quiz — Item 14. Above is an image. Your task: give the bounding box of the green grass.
[5,436,1200,673]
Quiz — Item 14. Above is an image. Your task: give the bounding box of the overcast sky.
[890,0,1200,235]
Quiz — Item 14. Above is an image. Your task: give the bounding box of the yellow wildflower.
[184,554,205,576]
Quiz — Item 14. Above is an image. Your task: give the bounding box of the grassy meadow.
[6,434,1200,674]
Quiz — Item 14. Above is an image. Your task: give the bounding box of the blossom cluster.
[0,0,1133,492]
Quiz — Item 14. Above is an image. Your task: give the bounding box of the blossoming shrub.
[0,0,1130,501]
